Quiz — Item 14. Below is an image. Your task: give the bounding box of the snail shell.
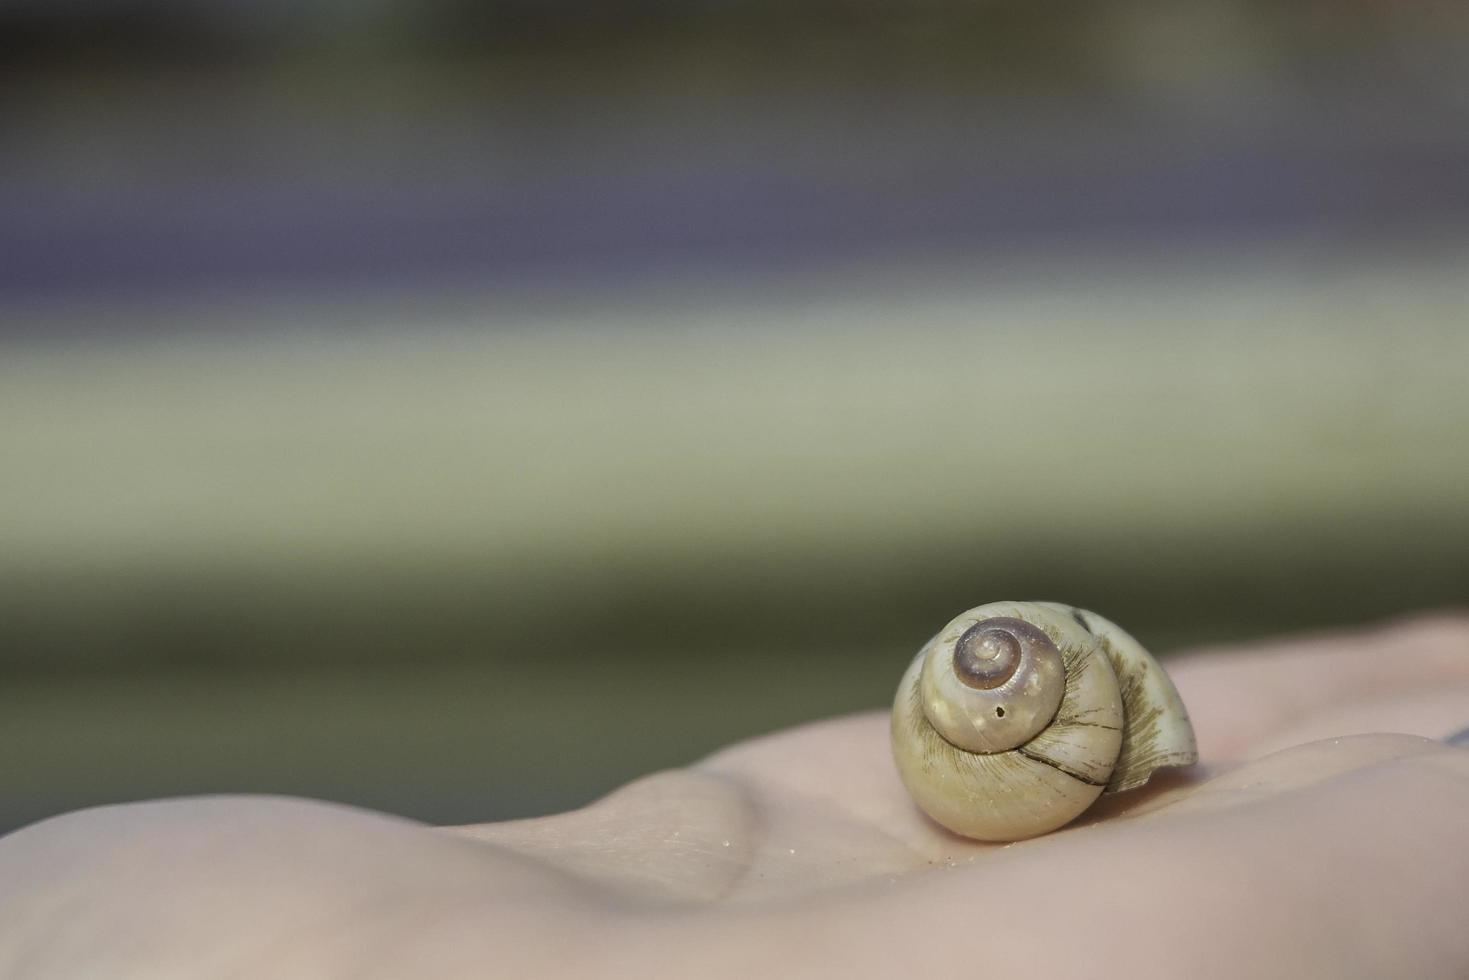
[891,601,1197,841]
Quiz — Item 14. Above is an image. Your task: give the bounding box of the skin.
[1,614,1468,979]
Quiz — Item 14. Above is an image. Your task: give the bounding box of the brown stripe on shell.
[1098,633,1199,794]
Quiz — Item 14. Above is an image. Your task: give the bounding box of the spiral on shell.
[891,601,1197,841]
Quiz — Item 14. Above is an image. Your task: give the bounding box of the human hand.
[2,615,1467,979]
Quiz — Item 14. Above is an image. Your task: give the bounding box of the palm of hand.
[3,616,1468,979]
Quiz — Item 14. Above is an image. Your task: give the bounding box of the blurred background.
[2,1,1467,836]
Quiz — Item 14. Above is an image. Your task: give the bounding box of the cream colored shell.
[891,600,1197,841]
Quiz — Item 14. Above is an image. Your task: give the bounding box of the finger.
[451,769,768,903]
[1167,612,1469,762]
[1239,683,1469,759]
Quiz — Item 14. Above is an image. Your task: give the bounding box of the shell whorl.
[917,616,1066,754]
[891,601,1197,841]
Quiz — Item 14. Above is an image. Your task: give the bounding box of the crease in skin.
[484,763,942,904]
[708,769,944,893]
[696,773,767,905]
[700,759,944,867]
[449,769,764,905]
[697,714,994,869]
